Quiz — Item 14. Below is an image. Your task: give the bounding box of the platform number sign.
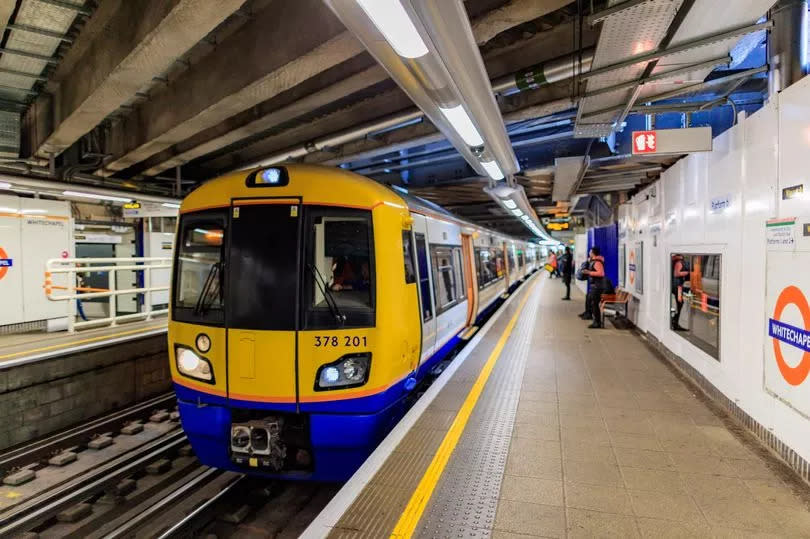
[632,130,657,154]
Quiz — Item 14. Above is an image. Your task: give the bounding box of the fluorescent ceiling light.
[162,203,181,209]
[502,199,517,210]
[511,209,523,217]
[521,215,531,221]
[63,190,133,203]
[0,181,10,190]
[480,160,504,180]
[440,105,484,147]
[356,0,429,59]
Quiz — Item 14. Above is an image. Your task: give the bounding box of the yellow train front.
[169,164,536,481]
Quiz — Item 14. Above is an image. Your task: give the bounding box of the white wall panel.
[631,87,810,466]
[777,75,810,217]
[20,198,72,322]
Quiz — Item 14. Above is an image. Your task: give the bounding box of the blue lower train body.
[175,284,525,481]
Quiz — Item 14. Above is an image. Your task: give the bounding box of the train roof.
[181,164,531,244]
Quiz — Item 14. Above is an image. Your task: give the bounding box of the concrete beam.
[100,0,575,176]
[0,2,14,31]
[189,24,585,174]
[471,0,572,45]
[190,81,575,177]
[24,0,245,159]
[141,62,387,176]
[197,89,416,173]
[99,0,359,176]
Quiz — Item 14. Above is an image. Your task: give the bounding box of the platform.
[0,317,167,368]
[305,274,810,538]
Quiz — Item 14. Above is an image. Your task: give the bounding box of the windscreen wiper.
[308,264,346,326]
[194,261,222,316]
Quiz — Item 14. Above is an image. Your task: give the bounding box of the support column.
[768,0,808,96]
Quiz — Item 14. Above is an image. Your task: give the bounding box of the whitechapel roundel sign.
[764,245,810,418]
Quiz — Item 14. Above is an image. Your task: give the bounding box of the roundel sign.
[768,286,810,386]
[0,246,12,280]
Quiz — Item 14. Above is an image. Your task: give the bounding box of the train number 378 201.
[314,335,368,347]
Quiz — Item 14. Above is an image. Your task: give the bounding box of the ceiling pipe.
[491,48,595,94]
[767,0,808,97]
[0,173,181,204]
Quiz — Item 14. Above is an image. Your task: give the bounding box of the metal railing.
[44,257,172,332]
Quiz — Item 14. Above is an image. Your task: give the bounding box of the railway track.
[0,429,188,536]
[0,391,177,475]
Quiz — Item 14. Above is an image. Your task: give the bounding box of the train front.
[168,165,420,481]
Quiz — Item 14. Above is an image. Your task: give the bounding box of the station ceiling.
[0,0,779,237]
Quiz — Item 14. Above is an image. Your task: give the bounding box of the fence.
[44,257,172,332]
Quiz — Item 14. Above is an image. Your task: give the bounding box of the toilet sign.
[631,127,712,156]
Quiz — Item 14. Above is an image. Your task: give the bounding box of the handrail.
[44,257,172,332]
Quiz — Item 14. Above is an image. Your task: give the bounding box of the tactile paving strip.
[415,285,541,538]
[329,279,542,538]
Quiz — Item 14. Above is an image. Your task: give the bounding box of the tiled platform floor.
[495,277,810,538]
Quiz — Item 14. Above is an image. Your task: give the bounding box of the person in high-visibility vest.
[671,254,690,331]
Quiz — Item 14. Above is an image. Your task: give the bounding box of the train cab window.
[402,231,416,284]
[303,207,375,329]
[430,245,464,314]
[670,253,721,360]
[518,252,525,268]
[172,210,227,325]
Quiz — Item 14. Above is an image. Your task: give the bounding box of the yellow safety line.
[0,324,166,360]
[391,280,537,537]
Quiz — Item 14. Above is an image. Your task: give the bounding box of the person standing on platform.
[548,251,558,278]
[561,247,573,300]
[671,254,690,331]
[581,246,608,328]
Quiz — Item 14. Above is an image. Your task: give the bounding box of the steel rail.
[0,430,187,536]
[0,392,176,471]
[101,467,226,539]
[155,473,248,539]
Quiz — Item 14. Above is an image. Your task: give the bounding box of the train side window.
[431,245,459,314]
[453,247,466,300]
[415,233,433,322]
[402,231,416,284]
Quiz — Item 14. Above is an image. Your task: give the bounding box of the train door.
[461,234,477,326]
[503,241,511,288]
[411,214,436,362]
[226,199,301,405]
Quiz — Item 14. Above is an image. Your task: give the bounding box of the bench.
[599,288,631,325]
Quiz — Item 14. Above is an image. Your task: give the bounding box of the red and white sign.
[632,131,657,154]
[630,127,712,156]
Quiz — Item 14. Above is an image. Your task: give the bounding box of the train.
[168,164,540,481]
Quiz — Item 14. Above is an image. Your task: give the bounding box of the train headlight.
[315,353,371,391]
[175,346,214,383]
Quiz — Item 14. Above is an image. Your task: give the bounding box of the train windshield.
[302,206,375,329]
[173,209,227,325]
[173,204,374,330]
